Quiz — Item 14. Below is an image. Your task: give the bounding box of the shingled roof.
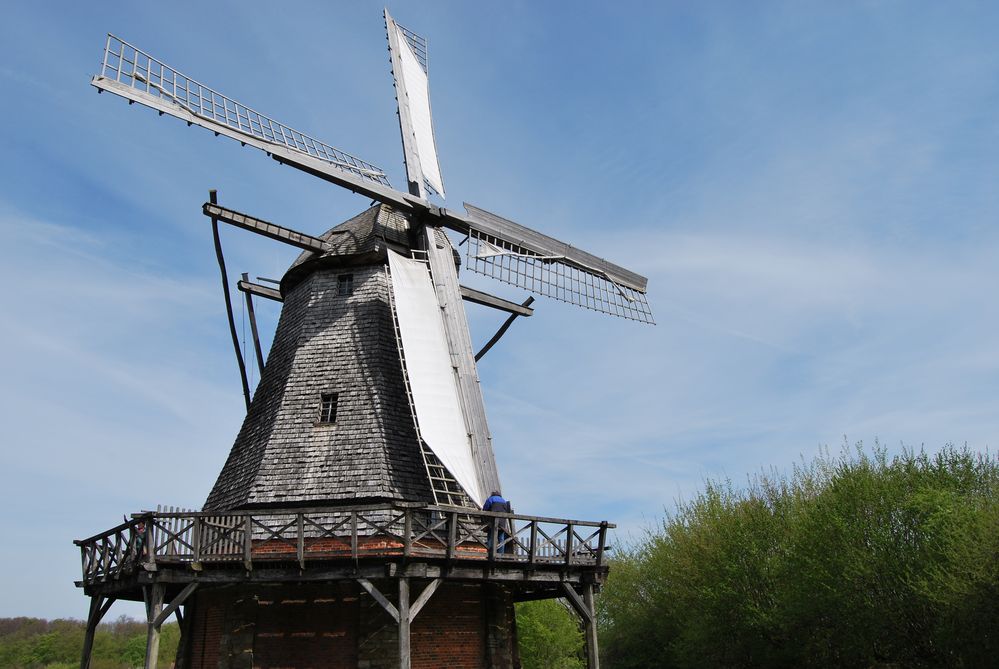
[204,205,434,511]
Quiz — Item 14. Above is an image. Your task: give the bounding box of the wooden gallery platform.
[75,503,612,669]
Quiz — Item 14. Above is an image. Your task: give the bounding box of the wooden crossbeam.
[356,578,399,623]
[459,286,534,317]
[202,202,327,252]
[237,279,283,302]
[153,582,198,628]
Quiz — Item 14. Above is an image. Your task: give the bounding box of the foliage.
[516,599,585,669]
[0,616,179,669]
[599,443,999,668]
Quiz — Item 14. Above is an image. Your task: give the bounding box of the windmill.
[75,11,652,669]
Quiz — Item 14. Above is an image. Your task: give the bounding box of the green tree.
[598,444,999,668]
[517,599,585,669]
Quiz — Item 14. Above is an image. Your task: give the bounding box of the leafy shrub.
[599,444,999,668]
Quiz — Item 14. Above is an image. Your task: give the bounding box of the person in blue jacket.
[483,490,513,554]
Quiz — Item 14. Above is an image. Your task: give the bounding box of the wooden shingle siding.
[204,206,433,511]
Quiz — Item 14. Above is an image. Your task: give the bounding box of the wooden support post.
[144,583,165,669]
[80,595,115,669]
[355,577,440,669]
[583,583,600,669]
[561,583,599,669]
[399,577,411,669]
[153,583,199,628]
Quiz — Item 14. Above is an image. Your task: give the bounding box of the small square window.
[318,393,338,423]
[337,274,353,296]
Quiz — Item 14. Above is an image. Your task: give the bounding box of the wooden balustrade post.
[403,509,412,557]
[296,513,305,569]
[243,515,252,570]
[351,511,358,559]
[565,522,574,565]
[595,521,608,567]
[144,517,156,569]
[191,516,201,565]
[446,511,457,561]
[528,521,538,566]
[488,516,498,562]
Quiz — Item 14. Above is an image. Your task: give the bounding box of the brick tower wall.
[181,580,518,669]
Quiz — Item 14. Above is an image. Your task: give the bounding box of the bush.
[599,443,999,668]
[517,599,585,669]
[0,616,179,669]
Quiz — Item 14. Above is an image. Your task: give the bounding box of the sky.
[1,0,998,619]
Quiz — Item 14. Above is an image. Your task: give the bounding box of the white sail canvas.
[387,250,482,503]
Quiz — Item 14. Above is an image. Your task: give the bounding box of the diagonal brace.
[355,578,442,624]
[153,582,198,628]
[475,296,535,361]
[560,582,592,624]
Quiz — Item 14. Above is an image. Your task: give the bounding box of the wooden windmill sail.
[89,17,653,511]
[76,13,647,669]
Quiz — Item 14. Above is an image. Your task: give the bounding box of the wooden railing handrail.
[120,504,615,529]
[73,515,150,546]
[76,503,614,585]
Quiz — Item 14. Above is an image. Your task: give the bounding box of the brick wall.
[182,579,517,669]
[410,583,486,668]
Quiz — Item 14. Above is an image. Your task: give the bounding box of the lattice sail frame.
[394,23,441,199]
[396,23,429,74]
[465,230,655,324]
[97,35,391,187]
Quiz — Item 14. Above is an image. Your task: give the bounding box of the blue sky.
[2,1,998,618]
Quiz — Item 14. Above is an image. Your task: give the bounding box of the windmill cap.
[281,204,412,293]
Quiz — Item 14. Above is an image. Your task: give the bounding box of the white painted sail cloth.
[394,26,446,197]
[387,250,482,504]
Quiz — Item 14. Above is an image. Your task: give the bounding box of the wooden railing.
[75,504,613,585]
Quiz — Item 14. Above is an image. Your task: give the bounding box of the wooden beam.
[143,584,165,669]
[240,273,266,375]
[91,76,425,213]
[356,578,399,623]
[560,583,591,623]
[237,280,283,302]
[203,202,328,253]
[583,583,600,669]
[561,583,600,669]
[424,226,500,500]
[475,296,535,361]
[81,595,116,669]
[409,578,441,620]
[459,285,534,317]
[399,578,411,669]
[450,202,648,293]
[209,191,251,413]
[153,582,198,628]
